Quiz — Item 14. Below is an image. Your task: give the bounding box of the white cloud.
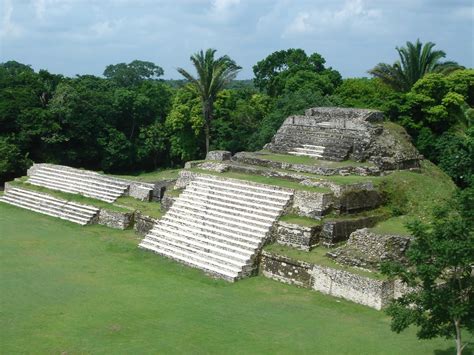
[0,0,24,39]
[32,0,74,21]
[209,0,241,20]
[283,0,382,37]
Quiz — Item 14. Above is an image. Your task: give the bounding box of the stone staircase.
[289,144,325,158]
[28,165,129,203]
[0,187,99,225]
[139,175,293,281]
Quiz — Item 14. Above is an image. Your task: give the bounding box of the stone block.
[134,211,159,236]
[98,209,133,230]
[205,150,232,161]
[260,251,313,287]
[273,221,321,251]
[292,190,334,218]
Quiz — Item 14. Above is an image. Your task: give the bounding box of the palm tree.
[369,39,462,92]
[177,49,241,154]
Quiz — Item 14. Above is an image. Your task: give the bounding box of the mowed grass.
[0,203,457,354]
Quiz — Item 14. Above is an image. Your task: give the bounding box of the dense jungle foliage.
[1,48,472,189]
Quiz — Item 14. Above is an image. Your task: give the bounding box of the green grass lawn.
[0,203,463,354]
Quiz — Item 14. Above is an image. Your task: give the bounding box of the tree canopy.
[369,39,463,92]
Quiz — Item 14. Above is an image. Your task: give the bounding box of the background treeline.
[1,47,473,188]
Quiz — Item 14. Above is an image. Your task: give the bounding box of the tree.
[177,49,241,154]
[253,48,341,97]
[369,39,463,92]
[381,190,474,355]
[103,60,164,87]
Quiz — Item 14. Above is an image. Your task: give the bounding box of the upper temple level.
[264,107,422,171]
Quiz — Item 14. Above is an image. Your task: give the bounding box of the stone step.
[30,173,123,198]
[7,188,99,214]
[293,148,325,154]
[186,184,285,210]
[171,201,273,231]
[195,176,292,198]
[163,212,264,243]
[181,187,281,216]
[288,151,323,158]
[0,195,91,225]
[5,190,99,220]
[37,166,128,191]
[302,144,326,150]
[152,222,257,256]
[158,218,259,251]
[28,176,118,203]
[191,180,289,204]
[145,230,251,265]
[39,166,129,189]
[139,240,241,279]
[177,194,278,224]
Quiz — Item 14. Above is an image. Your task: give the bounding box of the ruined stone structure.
[265,107,421,170]
[0,106,422,309]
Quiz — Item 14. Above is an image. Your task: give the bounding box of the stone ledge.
[260,250,408,310]
[97,209,133,230]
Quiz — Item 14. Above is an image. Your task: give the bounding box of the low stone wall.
[328,228,411,270]
[134,211,159,236]
[205,150,232,161]
[273,221,321,251]
[338,189,382,213]
[260,251,403,310]
[232,152,381,176]
[97,209,133,230]
[320,215,381,246]
[292,190,334,218]
[310,265,393,310]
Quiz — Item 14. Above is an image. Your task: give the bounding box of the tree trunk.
[454,318,462,355]
[203,99,212,155]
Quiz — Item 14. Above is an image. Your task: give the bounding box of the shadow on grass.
[434,345,473,355]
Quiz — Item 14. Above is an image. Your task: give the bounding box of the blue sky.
[1,0,473,79]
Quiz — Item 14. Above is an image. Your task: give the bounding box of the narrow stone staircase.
[289,144,325,158]
[0,187,99,225]
[139,174,293,281]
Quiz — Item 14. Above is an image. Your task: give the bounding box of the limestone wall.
[260,250,404,310]
[273,221,321,251]
[133,212,159,236]
[97,209,133,229]
[292,190,334,218]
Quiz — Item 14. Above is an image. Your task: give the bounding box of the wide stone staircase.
[0,187,99,225]
[139,175,293,281]
[28,165,129,203]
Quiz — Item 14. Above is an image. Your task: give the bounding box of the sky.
[1,0,473,79]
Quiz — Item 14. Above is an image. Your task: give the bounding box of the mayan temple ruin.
[1,107,425,309]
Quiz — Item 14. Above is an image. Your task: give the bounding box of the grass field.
[0,203,463,354]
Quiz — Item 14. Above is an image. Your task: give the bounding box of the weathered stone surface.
[328,228,411,270]
[337,189,382,213]
[310,265,393,310]
[260,251,313,287]
[195,161,230,173]
[262,107,422,170]
[291,190,334,218]
[273,221,321,251]
[128,183,153,201]
[97,209,133,229]
[161,193,178,212]
[260,250,403,310]
[134,211,159,236]
[232,152,381,176]
[320,215,382,246]
[205,150,232,161]
[174,170,201,189]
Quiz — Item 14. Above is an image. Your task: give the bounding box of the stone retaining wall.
[97,209,133,229]
[133,211,159,236]
[260,251,406,310]
[273,221,321,251]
